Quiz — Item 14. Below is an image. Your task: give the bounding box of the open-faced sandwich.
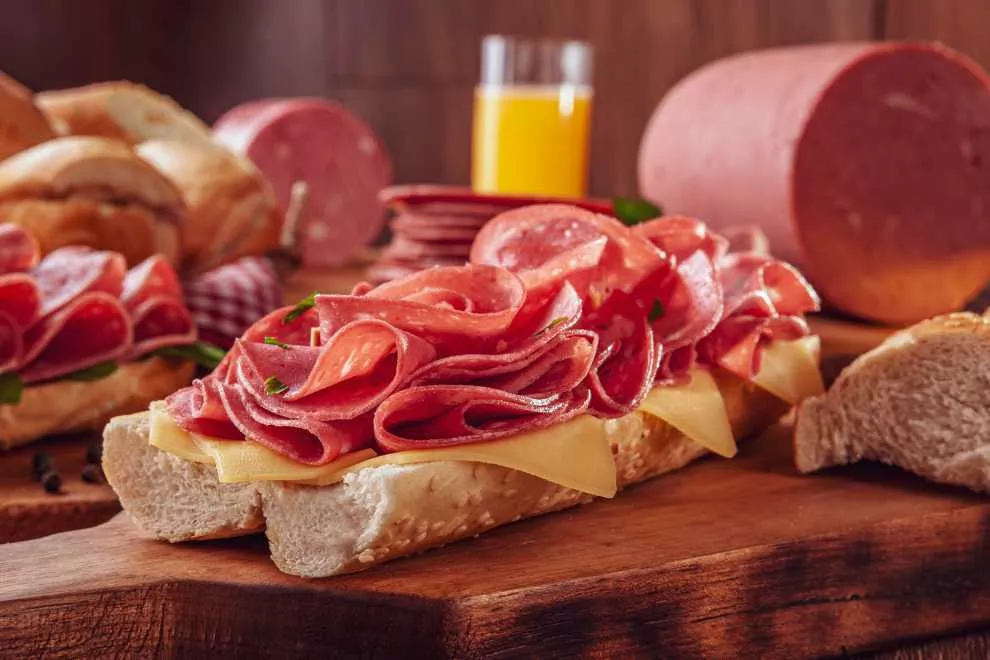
[0,223,218,450]
[103,204,824,577]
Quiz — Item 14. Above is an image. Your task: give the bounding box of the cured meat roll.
[213,99,392,269]
[638,42,990,325]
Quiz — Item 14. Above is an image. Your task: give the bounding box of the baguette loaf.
[103,370,787,577]
[795,312,990,492]
[0,136,185,266]
[0,358,194,451]
[0,71,55,161]
[36,82,213,146]
[136,139,282,274]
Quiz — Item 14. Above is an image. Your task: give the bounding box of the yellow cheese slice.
[638,368,736,458]
[750,335,825,405]
[147,402,616,498]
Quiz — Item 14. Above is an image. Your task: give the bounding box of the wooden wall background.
[0,0,986,196]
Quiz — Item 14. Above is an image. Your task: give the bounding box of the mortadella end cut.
[638,42,990,324]
[213,98,392,268]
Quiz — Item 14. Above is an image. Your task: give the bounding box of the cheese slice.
[750,335,825,405]
[148,402,617,498]
[638,368,737,458]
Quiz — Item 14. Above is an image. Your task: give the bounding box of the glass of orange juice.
[471,35,594,198]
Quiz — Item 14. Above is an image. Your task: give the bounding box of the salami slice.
[373,385,590,453]
[317,264,527,353]
[18,292,132,383]
[0,224,39,273]
[235,320,436,420]
[122,255,183,309]
[0,312,22,373]
[213,98,392,268]
[0,274,40,329]
[33,247,126,317]
[218,382,373,464]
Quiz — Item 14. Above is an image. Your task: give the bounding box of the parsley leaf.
[648,300,665,322]
[264,336,291,349]
[536,316,568,335]
[265,376,289,395]
[0,372,22,405]
[612,197,663,226]
[67,361,118,381]
[283,292,319,324]
[152,342,226,371]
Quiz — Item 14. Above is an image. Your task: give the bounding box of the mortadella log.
[638,42,990,324]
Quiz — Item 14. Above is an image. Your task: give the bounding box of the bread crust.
[103,371,787,577]
[136,139,282,273]
[36,82,213,146]
[0,72,55,161]
[794,312,990,490]
[0,136,185,265]
[0,358,195,451]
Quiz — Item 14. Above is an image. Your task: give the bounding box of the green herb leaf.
[152,341,226,371]
[0,372,22,405]
[264,336,291,349]
[283,292,319,324]
[537,316,568,335]
[648,299,665,322]
[612,197,663,226]
[264,376,289,395]
[67,361,118,381]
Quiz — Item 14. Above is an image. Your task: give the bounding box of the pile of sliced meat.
[168,204,819,465]
[0,224,197,384]
[368,186,613,283]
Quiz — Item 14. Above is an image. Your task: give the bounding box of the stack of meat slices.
[368,185,612,283]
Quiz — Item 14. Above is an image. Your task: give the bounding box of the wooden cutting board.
[0,432,118,543]
[2,423,989,658]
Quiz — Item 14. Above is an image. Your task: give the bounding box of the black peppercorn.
[81,463,103,484]
[41,470,62,494]
[31,452,53,480]
[85,442,102,465]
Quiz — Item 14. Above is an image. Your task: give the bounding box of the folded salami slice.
[214,98,392,268]
[0,274,40,330]
[122,255,196,357]
[33,246,126,317]
[373,385,591,453]
[218,381,374,464]
[0,224,39,272]
[18,292,132,383]
[0,312,22,373]
[235,320,436,420]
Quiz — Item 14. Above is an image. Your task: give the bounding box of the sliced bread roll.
[794,312,990,492]
[0,358,194,451]
[103,371,787,577]
[136,139,282,274]
[36,82,213,146]
[0,71,55,161]
[0,136,186,266]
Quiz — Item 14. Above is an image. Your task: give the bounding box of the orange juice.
[471,85,593,198]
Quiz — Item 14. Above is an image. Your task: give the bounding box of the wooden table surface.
[2,423,990,658]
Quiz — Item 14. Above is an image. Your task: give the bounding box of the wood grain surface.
[2,423,989,658]
[0,432,118,543]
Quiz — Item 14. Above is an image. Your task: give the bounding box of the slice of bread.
[103,371,787,577]
[794,312,990,492]
[0,358,194,451]
[0,136,186,266]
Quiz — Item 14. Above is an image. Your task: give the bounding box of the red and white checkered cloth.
[182,257,284,349]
